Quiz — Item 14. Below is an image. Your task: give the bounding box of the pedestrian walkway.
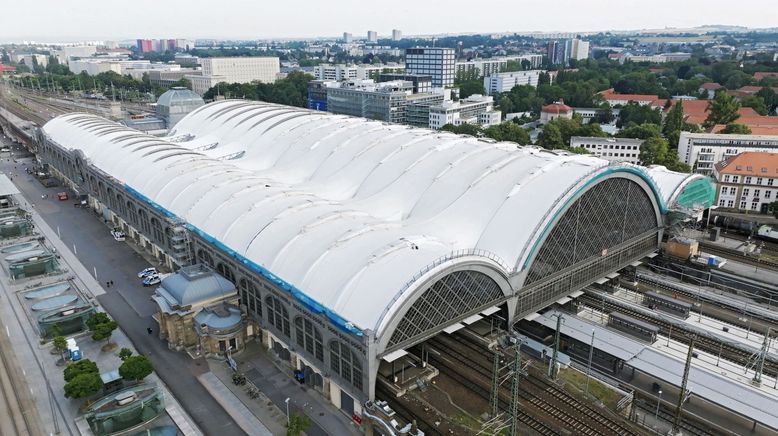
[198,372,274,436]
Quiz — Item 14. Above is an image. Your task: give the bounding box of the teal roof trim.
[521,166,666,270]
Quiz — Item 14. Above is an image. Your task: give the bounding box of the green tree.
[705,91,741,127]
[91,321,118,344]
[287,414,312,436]
[617,123,663,140]
[458,80,485,99]
[756,87,777,113]
[617,102,662,128]
[769,201,778,219]
[53,336,68,363]
[119,355,154,382]
[720,123,752,134]
[481,122,531,145]
[661,154,691,173]
[740,96,769,115]
[85,312,111,331]
[639,137,669,166]
[538,72,551,86]
[663,101,685,137]
[64,373,102,399]
[119,348,133,361]
[64,359,99,383]
[536,122,565,149]
[440,123,483,137]
[498,96,514,115]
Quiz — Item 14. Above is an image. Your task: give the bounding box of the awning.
[461,314,483,325]
[556,296,572,305]
[594,277,609,285]
[0,174,20,197]
[523,312,541,321]
[646,252,659,258]
[480,306,500,316]
[382,349,408,363]
[569,290,584,298]
[630,261,642,267]
[443,323,465,334]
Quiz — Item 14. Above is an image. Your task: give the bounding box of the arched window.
[294,317,323,362]
[127,201,138,225]
[216,262,236,284]
[197,249,214,267]
[265,295,290,337]
[239,279,261,317]
[115,194,125,216]
[150,218,164,243]
[330,341,363,391]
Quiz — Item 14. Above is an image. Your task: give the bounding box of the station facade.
[39,101,713,419]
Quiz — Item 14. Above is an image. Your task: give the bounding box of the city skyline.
[2,0,777,41]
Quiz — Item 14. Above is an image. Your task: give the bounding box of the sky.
[2,0,776,42]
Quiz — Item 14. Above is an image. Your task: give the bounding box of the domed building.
[155,87,204,129]
[540,100,573,124]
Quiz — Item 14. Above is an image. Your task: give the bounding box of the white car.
[137,267,157,278]
[110,230,126,241]
[142,275,161,287]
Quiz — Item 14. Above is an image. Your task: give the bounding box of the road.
[0,139,245,436]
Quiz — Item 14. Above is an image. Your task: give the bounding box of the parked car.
[110,229,126,241]
[137,267,157,278]
[57,192,68,201]
[142,275,161,287]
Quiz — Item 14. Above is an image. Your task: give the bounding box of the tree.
[64,359,99,382]
[287,414,312,436]
[64,373,102,399]
[536,122,565,149]
[769,201,778,219]
[481,122,531,145]
[119,348,133,361]
[119,355,154,382]
[440,123,482,137]
[720,123,752,134]
[617,123,663,140]
[663,101,685,137]
[53,336,68,363]
[498,96,514,115]
[639,137,669,166]
[85,312,111,331]
[538,72,551,86]
[458,80,485,99]
[617,102,662,128]
[87,312,118,346]
[704,91,740,127]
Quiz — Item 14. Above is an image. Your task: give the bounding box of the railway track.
[426,333,643,435]
[0,313,42,436]
[698,242,778,271]
[375,383,443,436]
[632,398,717,436]
[579,294,778,378]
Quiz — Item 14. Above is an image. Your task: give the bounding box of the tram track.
[697,242,778,271]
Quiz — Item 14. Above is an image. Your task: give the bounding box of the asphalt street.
[0,141,245,436]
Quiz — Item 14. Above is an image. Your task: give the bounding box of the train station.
[37,99,716,430]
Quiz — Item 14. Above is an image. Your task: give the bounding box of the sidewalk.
[198,371,275,436]
[224,343,363,436]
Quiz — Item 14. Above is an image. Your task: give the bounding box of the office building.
[367,31,378,43]
[567,39,589,61]
[678,132,778,175]
[313,64,405,81]
[713,152,778,213]
[307,80,340,111]
[405,47,456,88]
[392,29,402,41]
[547,39,589,65]
[570,137,642,164]
[188,57,280,95]
[484,70,544,95]
[343,32,353,43]
[378,73,432,94]
[325,80,445,125]
[428,94,501,129]
[137,39,153,53]
[455,55,543,79]
[52,45,98,64]
[13,53,48,68]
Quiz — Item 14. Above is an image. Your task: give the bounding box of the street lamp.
[655,390,663,427]
[285,397,290,427]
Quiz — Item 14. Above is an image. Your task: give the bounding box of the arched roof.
[42,100,701,337]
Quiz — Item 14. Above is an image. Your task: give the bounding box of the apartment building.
[678,132,778,175]
[187,57,280,95]
[405,48,456,87]
[455,55,543,78]
[570,137,642,164]
[313,64,405,81]
[483,70,544,94]
[713,152,778,214]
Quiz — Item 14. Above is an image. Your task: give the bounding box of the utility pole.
[490,348,500,418]
[673,336,695,434]
[753,328,771,385]
[509,338,526,436]
[548,314,563,380]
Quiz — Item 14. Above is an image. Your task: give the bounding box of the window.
[740,201,747,209]
[727,200,734,208]
[719,199,726,206]
[723,175,731,182]
[732,176,739,183]
[239,279,261,317]
[721,186,728,194]
[751,203,759,210]
[745,177,752,184]
[330,341,363,391]
[743,188,750,196]
[754,189,761,197]
[757,177,763,185]
[769,179,775,186]
[766,191,772,199]
[294,317,324,361]
[729,187,737,195]
[266,296,290,337]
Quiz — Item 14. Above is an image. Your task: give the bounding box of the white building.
[568,39,590,61]
[405,48,456,88]
[428,94,501,129]
[68,58,123,75]
[343,32,353,43]
[570,137,642,164]
[367,31,378,43]
[678,132,778,176]
[12,53,48,68]
[455,56,543,79]
[392,29,402,41]
[625,53,692,63]
[188,57,280,95]
[53,45,98,64]
[713,152,778,213]
[483,70,544,95]
[313,64,404,81]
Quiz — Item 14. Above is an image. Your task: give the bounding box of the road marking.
[5,325,8,337]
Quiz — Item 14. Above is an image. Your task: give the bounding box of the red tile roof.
[715,152,778,177]
[754,72,778,81]
[0,64,16,73]
[600,88,660,103]
[700,82,723,90]
[541,102,572,114]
